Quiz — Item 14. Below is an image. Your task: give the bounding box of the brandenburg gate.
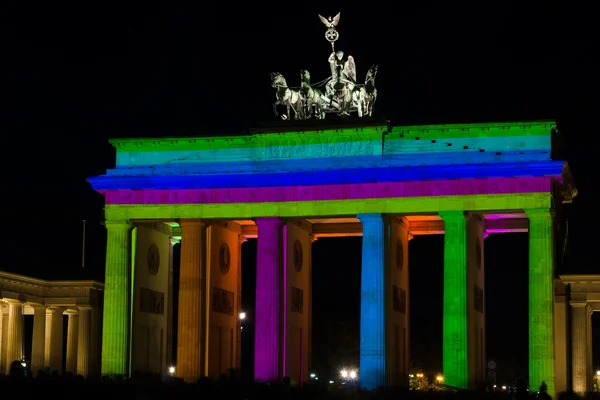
[88,120,579,395]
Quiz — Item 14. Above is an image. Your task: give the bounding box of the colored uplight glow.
[440,211,468,389]
[254,218,282,382]
[526,209,555,396]
[358,214,385,390]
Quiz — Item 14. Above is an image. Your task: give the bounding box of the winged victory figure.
[318,13,341,29]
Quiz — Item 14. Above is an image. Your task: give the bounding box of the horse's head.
[270,72,285,88]
[367,65,378,80]
[300,69,310,82]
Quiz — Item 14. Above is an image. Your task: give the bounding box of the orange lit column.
[176,219,207,382]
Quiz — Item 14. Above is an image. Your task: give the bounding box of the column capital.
[357,213,383,223]
[169,236,181,246]
[77,305,93,311]
[105,220,132,230]
[30,304,47,310]
[570,300,587,308]
[48,306,65,314]
[439,210,465,221]
[524,208,555,219]
[64,309,79,316]
[179,219,206,228]
[309,234,318,243]
[238,235,248,244]
[254,217,282,226]
[4,298,24,305]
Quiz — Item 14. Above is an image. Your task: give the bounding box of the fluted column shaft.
[571,302,588,394]
[440,211,468,389]
[66,311,79,373]
[31,306,47,373]
[44,311,52,366]
[101,220,132,376]
[166,237,178,368]
[77,307,92,377]
[48,307,64,372]
[236,236,245,371]
[358,214,386,390]
[525,209,555,397]
[254,217,282,382]
[176,220,206,383]
[5,302,24,368]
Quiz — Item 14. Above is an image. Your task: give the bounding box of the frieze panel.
[105,177,553,205]
[104,192,552,221]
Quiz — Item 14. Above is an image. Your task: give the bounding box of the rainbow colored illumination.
[89,120,565,391]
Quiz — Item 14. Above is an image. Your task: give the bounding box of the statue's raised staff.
[269,12,378,120]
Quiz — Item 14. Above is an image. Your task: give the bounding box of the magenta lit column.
[254,217,283,382]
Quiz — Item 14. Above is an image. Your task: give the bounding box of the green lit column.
[440,211,468,389]
[101,220,132,376]
[525,209,555,397]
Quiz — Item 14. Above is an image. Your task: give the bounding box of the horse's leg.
[273,101,279,117]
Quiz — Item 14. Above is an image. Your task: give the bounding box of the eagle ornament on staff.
[270,12,378,119]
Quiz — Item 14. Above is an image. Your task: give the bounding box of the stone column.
[66,310,79,374]
[440,211,468,389]
[236,235,246,371]
[48,307,64,373]
[0,304,4,374]
[77,306,92,377]
[525,209,555,397]
[166,237,179,369]
[5,301,24,368]
[176,219,207,383]
[31,305,47,374]
[357,214,386,390]
[101,220,132,376]
[254,217,283,382]
[571,302,587,394]
[44,310,52,367]
[586,305,593,393]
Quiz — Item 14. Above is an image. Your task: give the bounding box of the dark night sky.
[2,3,598,381]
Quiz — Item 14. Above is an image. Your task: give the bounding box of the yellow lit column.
[48,307,64,373]
[77,306,92,377]
[525,208,555,397]
[586,305,593,393]
[570,301,587,394]
[5,300,24,367]
[44,310,52,367]
[101,220,132,376]
[66,310,79,374]
[31,305,47,374]
[0,303,4,374]
[166,236,179,368]
[176,219,207,383]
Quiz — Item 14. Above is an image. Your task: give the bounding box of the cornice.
[559,274,600,283]
[0,271,104,291]
[88,161,564,191]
